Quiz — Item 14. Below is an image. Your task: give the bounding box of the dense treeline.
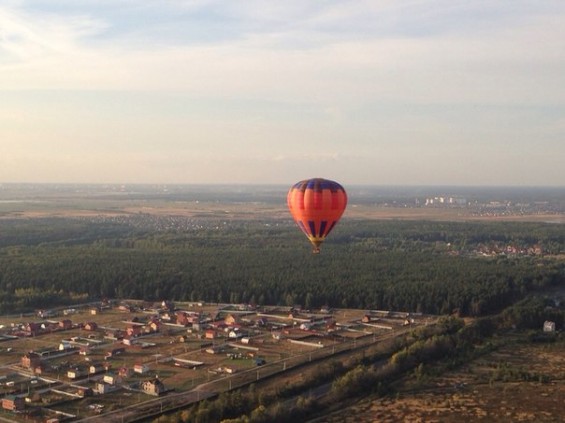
[0,217,563,315]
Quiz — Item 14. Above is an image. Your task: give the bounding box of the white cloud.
[1,5,563,110]
[0,1,564,185]
[0,5,106,60]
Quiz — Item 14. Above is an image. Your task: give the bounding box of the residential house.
[361,315,374,323]
[25,322,41,336]
[142,378,166,396]
[176,311,189,326]
[77,387,93,397]
[94,382,118,394]
[118,304,133,312]
[84,322,98,331]
[21,352,41,369]
[271,332,283,340]
[105,347,125,359]
[210,320,227,330]
[228,329,243,339]
[59,320,73,330]
[104,330,123,341]
[103,373,122,385]
[123,337,136,346]
[205,346,224,354]
[147,321,160,333]
[2,395,24,412]
[126,325,142,337]
[543,321,556,333]
[89,364,105,375]
[37,309,56,318]
[67,367,87,379]
[224,314,238,326]
[118,367,132,378]
[161,300,175,311]
[133,363,149,374]
[58,342,75,351]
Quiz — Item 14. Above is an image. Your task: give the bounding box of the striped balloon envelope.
[287,178,347,253]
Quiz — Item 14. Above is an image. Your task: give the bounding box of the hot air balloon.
[287,178,347,253]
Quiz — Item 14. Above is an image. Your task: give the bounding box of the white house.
[103,373,122,385]
[543,321,556,333]
[134,363,149,374]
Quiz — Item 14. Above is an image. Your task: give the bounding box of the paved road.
[76,389,216,422]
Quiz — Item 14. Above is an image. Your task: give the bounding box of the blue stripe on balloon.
[319,221,327,236]
[308,221,317,237]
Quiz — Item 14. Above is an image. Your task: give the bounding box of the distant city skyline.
[1,1,564,187]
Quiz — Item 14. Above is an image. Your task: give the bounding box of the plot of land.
[0,301,428,421]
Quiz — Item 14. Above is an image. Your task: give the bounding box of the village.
[0,299,434,422]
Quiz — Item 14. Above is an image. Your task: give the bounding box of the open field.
[1,199,563,223]
[317,336,564,423]
[0,183,563,223]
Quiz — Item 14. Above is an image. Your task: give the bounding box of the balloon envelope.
[287,178,347,253]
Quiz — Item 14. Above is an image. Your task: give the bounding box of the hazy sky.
[1,1,564,186]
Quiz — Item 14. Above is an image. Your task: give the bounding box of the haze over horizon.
[1,1,564,187]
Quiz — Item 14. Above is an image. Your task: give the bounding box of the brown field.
[317,337,564,423]
[1,199,563,223]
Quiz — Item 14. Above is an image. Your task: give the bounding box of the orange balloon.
[287,178,347,253]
